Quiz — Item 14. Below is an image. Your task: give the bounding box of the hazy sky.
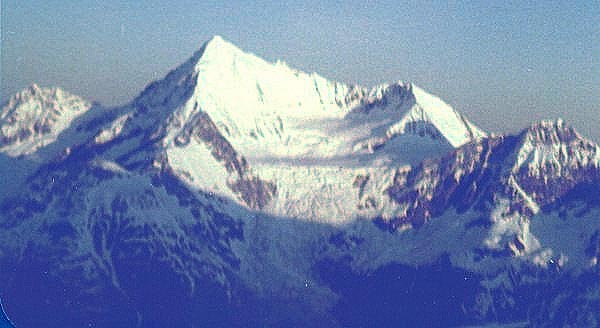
[2,1,599,141]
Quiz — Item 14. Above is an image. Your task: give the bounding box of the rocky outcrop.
[175,105,276,209]
[383,120,600,230]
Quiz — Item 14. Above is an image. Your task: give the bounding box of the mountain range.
[0,36,598,327]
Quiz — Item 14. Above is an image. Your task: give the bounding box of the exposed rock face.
[0,36,598,327]
[177,108,276,209]
[0,84,92,155]
[512,119,600,205]
[384,120,600,230]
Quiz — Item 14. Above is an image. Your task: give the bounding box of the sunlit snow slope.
[162,36,484,159]
[0,35,486,223]
[2,35,599,327]
[130,35,486,222]
[0,84,93,157]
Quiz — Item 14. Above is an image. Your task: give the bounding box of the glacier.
[0,35,598,327]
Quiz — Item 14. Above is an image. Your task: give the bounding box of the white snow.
[140,35,489,222]
[166,139,239,201]
[513,119,600,177]
[154,36,485,162]
[410,84,486,147]
[530,206,600,270]
[90,159,130,175]
[507,175,540,214]
[94,113,130,144]
[3,36,599,322]
[0,84,92,156]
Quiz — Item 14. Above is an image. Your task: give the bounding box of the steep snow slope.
[514,119,600,177]
[67,35,487,219]
[0,157,247,326]
[0,84,92,157]
[118,35,486,220]
[379,119,600,264]
[2,120,598,327]
[161,36,484,162]
[512,119,600,206]
[1,35,599,327]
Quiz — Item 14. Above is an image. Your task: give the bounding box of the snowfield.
[0,35,598,327]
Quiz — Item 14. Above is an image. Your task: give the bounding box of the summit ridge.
[1,35,599,327]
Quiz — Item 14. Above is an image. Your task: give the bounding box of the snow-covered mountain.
[0,84,93,157]
[143,36,484,159]
[0,36,598,327]
[81,35,485,221]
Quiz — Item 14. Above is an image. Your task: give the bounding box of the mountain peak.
[409,83,487,146]
[528,118,566,131]
[192,35,248,72]
[207,34,225,43]
[9,84,76,106]
[201,35,239,54]
[6,84,80,109]
[15,83,50,100]
[512,118,600,182]
[130,35,488,168]
[522,118,581,146]
[204,35,228,48]
[1,85,92,156]
[28,83,42,94]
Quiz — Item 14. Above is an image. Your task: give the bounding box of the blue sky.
[1,1,598,140]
